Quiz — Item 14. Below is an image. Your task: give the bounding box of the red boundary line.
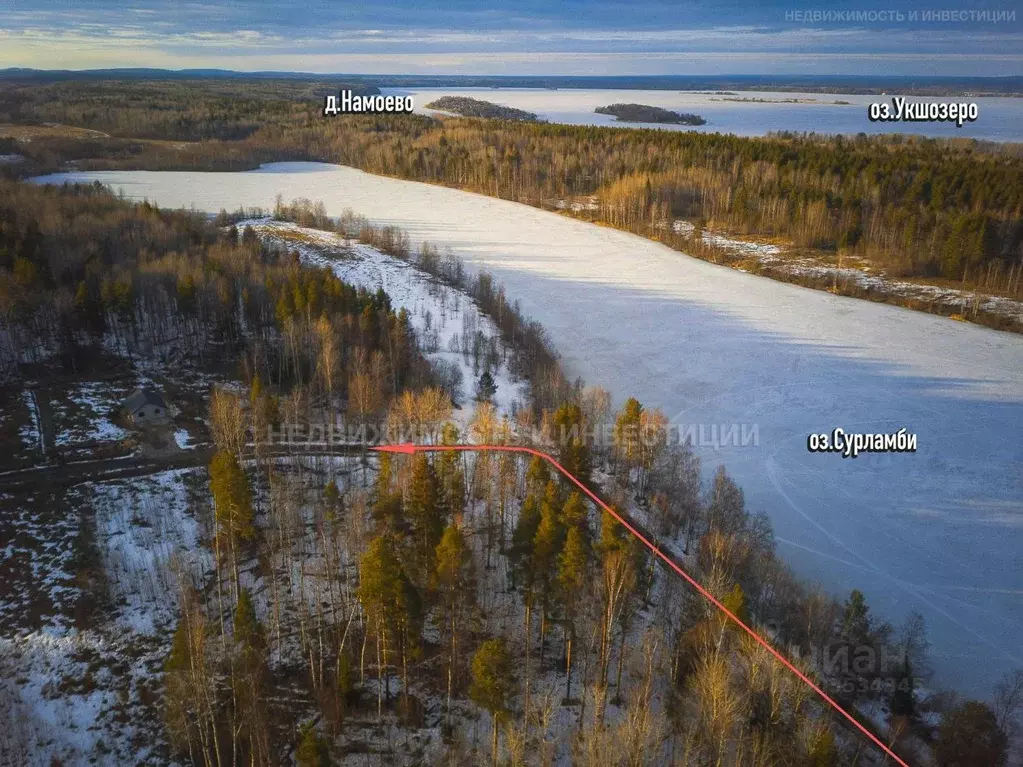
[373,442,909,767]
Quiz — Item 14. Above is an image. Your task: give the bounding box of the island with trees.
[424,96,540,121]
[595,103,707,125]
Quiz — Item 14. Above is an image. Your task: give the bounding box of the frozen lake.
[391,87,1023,142]
[31,163,1023,697]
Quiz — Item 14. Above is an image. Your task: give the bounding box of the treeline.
[4,77,1022,294]
[0,79,376,142]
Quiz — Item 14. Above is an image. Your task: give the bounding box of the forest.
[425,97,541,122]
[2,179,1019,765]
[2,78,1021,304]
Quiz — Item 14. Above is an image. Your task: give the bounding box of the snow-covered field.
[30,162,1023,698]
[393,86,1023,142]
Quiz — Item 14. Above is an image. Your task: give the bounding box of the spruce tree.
[475,370,497,402]
[890,656,916,721]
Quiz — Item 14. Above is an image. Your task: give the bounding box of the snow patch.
[241,219,527,423]
[88,468,212,634]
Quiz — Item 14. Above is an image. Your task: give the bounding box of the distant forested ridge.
[2,78,1021,300]
[596,103,706,125]
[5,69,1023,95]
[425,96,540,121]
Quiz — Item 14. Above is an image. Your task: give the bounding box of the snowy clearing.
[30,162,1023,698]
[51,382,128,446]
[241,218,527,423]
[88,468,212,635]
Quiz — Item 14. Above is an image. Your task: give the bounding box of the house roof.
[123,388,167,414]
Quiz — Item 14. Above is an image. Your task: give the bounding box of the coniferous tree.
[475,369,497,402]
[209,450,256,598]
[295,722,333,767]
[890,656,916,721]
[406,452,445,577]
[358,534,409,719]
[557,524,589,702]
[435,522,473,727]
[552,401,591,483]
[470,638,515,766]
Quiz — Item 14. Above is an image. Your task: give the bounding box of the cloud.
[1,2,1019,75]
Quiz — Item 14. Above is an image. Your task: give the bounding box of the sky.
[1,0,1020,76]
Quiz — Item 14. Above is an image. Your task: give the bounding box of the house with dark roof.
[122,388,170,426]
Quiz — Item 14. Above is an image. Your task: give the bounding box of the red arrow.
[372,442,911,767]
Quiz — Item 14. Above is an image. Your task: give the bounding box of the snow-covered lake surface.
[393,87,1023,142]
[31,162,1023,697]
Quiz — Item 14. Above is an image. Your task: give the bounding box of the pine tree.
[561,491,587,532]
[358,534,406,718]
[557,525,589,701]
[840,589,871,645]
[613,397,643,479]
[470,638,515,766]
[209,450,256,598]
[510,494,541,591]
[233,588,269,763]
[435,522,473,727]
[406,453,445,576]
[436,424,466,521]
[210,450,256,544]
[552,402,591,482]
[525,454,550,497]
[323,480,342,523]
[295,722,332,767]
[533,486,566,670]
